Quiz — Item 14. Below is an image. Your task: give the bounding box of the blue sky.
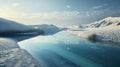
[0,0,120,26]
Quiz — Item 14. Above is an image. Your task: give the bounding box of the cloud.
[66,5,71,8]
[12,3,19,7]
[17,11,81,25]
[25,11,81,20]
[92,4,107,10]
[80,7,120,23]
[0,2,120,26]
[0,10,82,25]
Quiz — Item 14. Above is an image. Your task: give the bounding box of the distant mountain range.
[0,18,33,32]
[66,17,120,30]
[0,18,42,36]
[86,17,120,28]
[0,18,61,36]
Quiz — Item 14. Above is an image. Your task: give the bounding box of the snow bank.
[0,38,19,50]
[71,31,96,40]
[71,17,120,43]
[86,26,120,42]
[71,26,120,43]
[0,38,41,67]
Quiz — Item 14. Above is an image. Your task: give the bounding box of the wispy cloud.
[92,4,107,10]
[0,10,81,25]
[28,11,80,20]
[66,5,71,8]
[21,11,81,25]
[12,3,19,7]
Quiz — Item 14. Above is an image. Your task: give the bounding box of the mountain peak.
[87,17,120,28]
[103,17,120,22]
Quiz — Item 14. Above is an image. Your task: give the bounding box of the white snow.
[86,17,120,28]
[0,38,41,67]
[0,38,19,50]
[70,17,120,43]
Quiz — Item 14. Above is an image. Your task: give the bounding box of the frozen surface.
[0,38,41,67]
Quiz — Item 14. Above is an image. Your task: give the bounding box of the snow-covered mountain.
[86,17,120,28]
[71,17,120,43]
[31,24,61,35]
[0,18,33,32]
[0,18,44,36]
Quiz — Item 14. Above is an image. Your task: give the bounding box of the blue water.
[19,31,120,67]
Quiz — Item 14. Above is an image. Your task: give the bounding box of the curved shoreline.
[0,38,41,67]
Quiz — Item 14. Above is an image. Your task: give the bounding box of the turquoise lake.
[19,31,120,67]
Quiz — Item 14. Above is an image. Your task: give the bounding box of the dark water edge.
[0,33,41,42]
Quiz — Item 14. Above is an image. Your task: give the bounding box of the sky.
[0,0,120,26]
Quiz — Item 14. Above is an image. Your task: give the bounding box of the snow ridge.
[86,17,120,28]
[0,18,33,32]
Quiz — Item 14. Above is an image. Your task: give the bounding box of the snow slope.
[0,38,41,67]
[71,17,120,43]
[0,18,33,32]
[0,38,19,50]
[86,17,120,28]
